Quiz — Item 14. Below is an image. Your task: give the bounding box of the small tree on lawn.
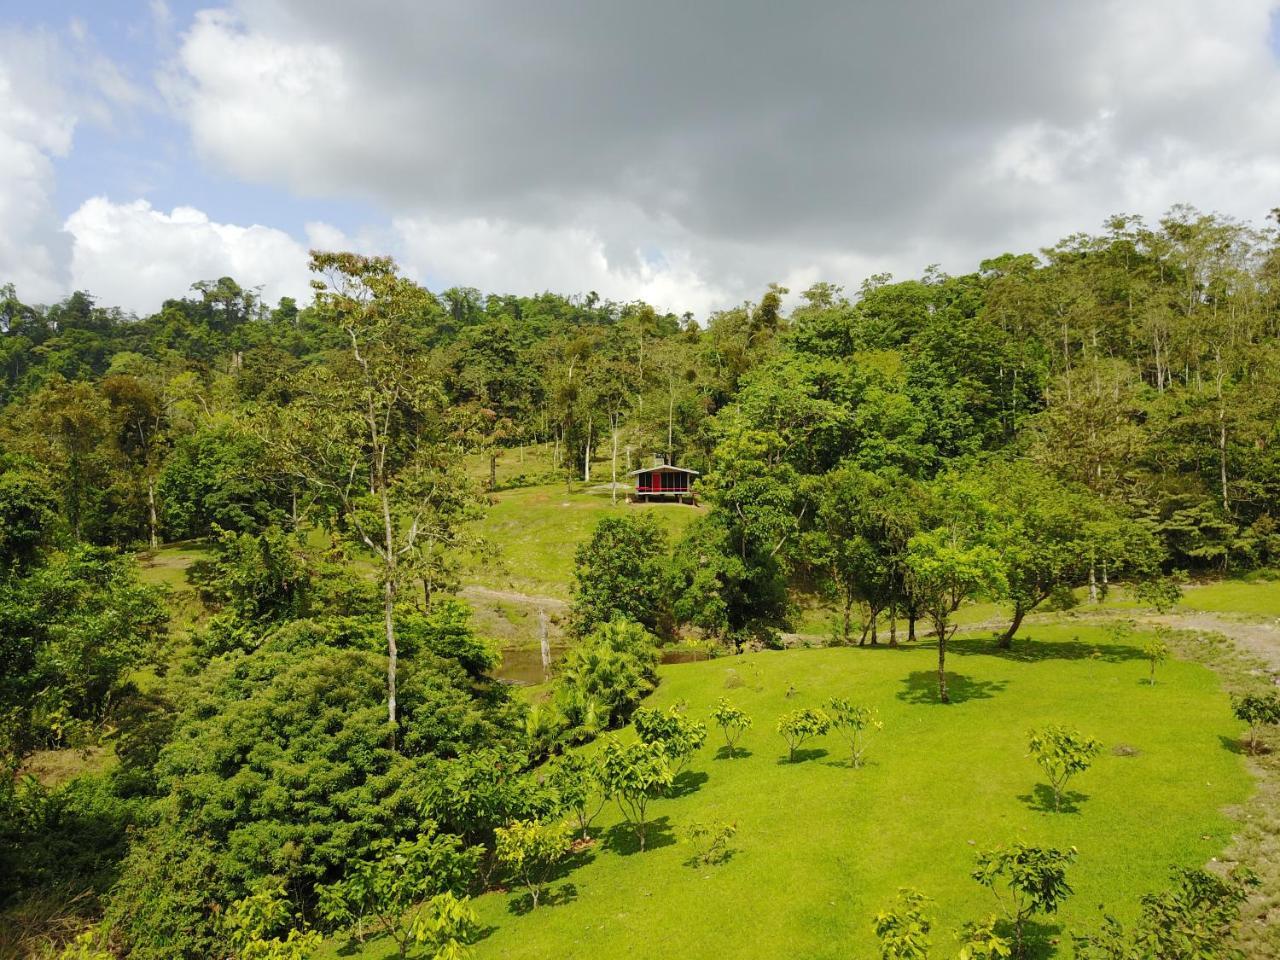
[222,877,322,960]
[683,819,737,866]
[316,831,480,960]
[905,517,1005,704]
[971,842,1076,958]
[1027,725,1101,812]
[1143,634,1170,685]
[776,707,831,762]
[873,888,933,960]
[1232,692,1280,753]
[633,703,708,777]
[597,737,674,850]
[547,753,606,839]
[494,818,573,908]
[827,697,883,767]
[710,698,752,758]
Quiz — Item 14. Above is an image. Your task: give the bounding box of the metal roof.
[626,464,701,476]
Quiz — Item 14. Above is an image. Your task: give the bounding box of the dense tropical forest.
[2,206,1280,959]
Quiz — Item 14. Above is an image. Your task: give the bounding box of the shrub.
[633,704,708,778]
[546,753,605,840]
[554,619,659,740]
[1143,633,1170,685]
[872,888,932,960]
[1026,725,1101,812]
[1071,866,1258,959]
[597,738,673,851]
[1232,692,1280,753]
[683,819,737,867]
[710,698,752,758]
[494,819,572,908]
[827,697,882,767]
[776,707,831,762]
[971,842,1075,958]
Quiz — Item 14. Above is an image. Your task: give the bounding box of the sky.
[4,1,1280,318]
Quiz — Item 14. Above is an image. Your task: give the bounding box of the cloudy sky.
[4,1,1280,317]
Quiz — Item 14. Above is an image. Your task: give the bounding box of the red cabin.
[629,462,699,504]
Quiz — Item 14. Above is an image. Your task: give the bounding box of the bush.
[776,707,831,762]
[494,818,572,908]
[1026,725,1101,812]
[1232,692,1280,753]
[710,698,752,758]
[971,842,1075,957]
[554,619,659,741]
[873,888,932,960]
[633,704,707,778]
[1072,866,1258,959]
[570,514,670,636]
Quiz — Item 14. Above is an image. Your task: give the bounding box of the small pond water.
[494,645,713,686]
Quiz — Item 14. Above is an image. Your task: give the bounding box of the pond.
[493,644,714,685]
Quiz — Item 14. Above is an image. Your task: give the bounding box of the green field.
[323,621,1249,960]
[464,480,702,600]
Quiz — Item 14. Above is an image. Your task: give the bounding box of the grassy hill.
[322,621,1250,960]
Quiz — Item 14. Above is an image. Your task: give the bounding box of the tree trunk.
[611,425,619,505]
[869,608,879,646]
[146,479,159,549]
[1088,555,1098,604]
[489,451,497,490]
[384,577,398,742]
[998,603,1025,649]
[936,623,949,704]
[888,600,898,647]
[841,594,853,645]
[908,610,917,643]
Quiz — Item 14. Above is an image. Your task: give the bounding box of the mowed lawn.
[465,482,702,600]
[326,622,1250,960]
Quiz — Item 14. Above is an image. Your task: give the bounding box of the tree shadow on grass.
[1217,734,1265,756]
[897,671,1008,705]
[507,882,578,916]
[776,747,829,765]
[666,769,709,798]
[604,815,676,856]
[950,635,1148,664]
[713,745,754,761]
[1018,919,1067,960]
[1018,783,1090,814]
[683,846,739,869]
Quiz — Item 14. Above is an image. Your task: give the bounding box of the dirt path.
[460,584,569,610]
[1147,612,1280,677]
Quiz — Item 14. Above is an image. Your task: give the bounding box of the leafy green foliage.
[632,703,707,778]
[1232,692,1280,753]
[709,698,752,758]
[1143,634,1171,685]
[554,619,659,741]
[221,877,321,960]
[956,916,1012,959]
[682,819,736,866]
[1026,726,1102,812]
[596,738,674,850]
[570,513,670,636]
[827,698,882,767]
[1072,867,1258,960]
[0,546,166,759]
[873,888,933,960]
[546,753,605,840]
[316,830,480,959]
[157,422,284,540]
[494,818,572,908]
[971,842,1076,957]
[776,707,831,762]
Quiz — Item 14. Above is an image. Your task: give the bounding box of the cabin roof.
[627,464,701,477]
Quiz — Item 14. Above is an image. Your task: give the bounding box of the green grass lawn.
[465,481,702,600]
[1179,578,1280,618]
[323,621,1250,960]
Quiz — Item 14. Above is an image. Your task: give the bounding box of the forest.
[2,205,1280,959]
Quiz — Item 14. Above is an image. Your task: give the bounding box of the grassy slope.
[464,481,702,601]
[327,621,1249,960]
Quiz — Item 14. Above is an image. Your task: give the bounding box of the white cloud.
[160,0,1280,308]
[65,197,315,313]
[0,29,78,303]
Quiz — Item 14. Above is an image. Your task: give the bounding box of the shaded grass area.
[322,621,1249,960]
